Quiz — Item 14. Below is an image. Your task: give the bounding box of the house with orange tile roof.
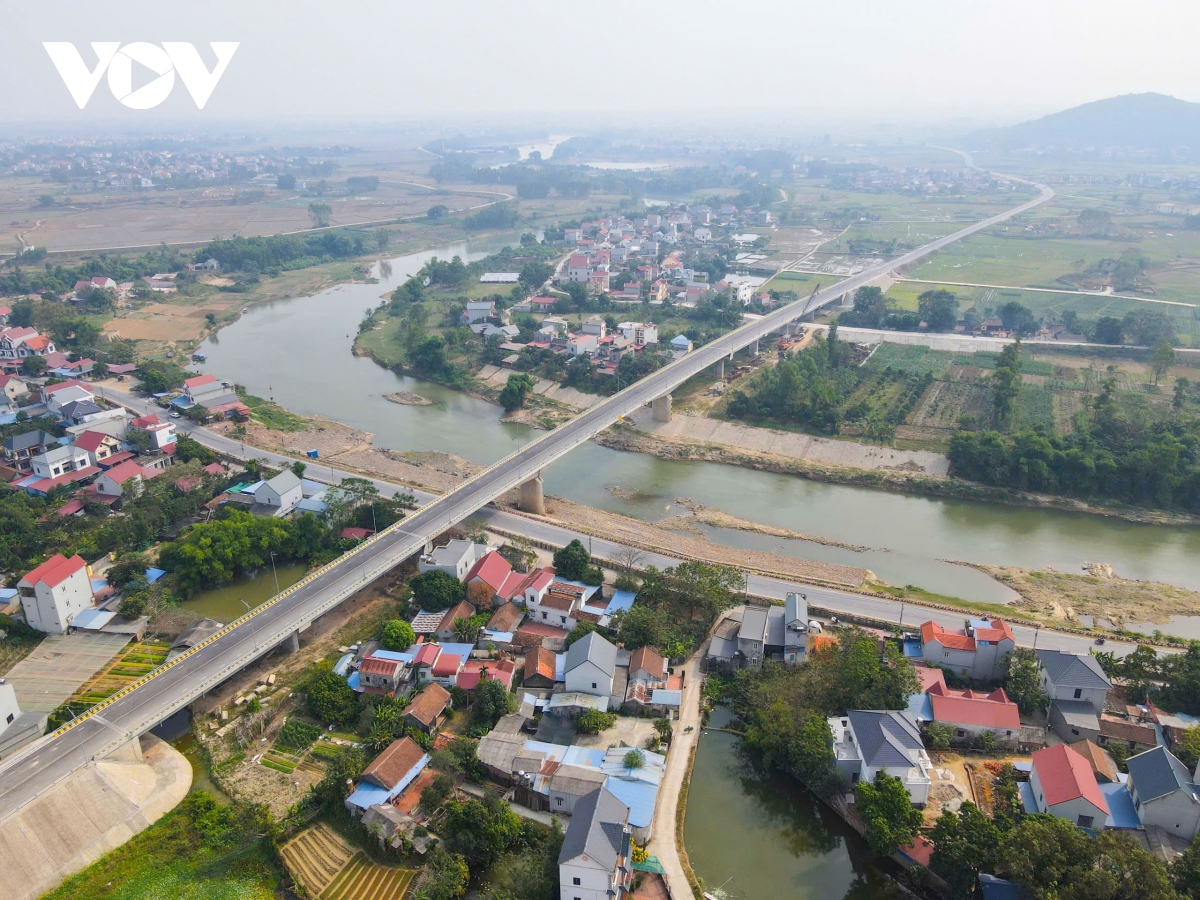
[1030,744,1108,830]
[435,600,476,643]
[919,618,1015,681]
[18,553,94,633]
[524,646,558,689]
[403,683,452,734]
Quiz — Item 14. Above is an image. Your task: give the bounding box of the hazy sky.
[4,0,1199,132]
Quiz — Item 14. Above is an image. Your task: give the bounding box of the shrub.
[575,709,617,734]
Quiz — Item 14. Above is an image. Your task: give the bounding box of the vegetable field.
[323,854,416,900]
[280,824,355,896]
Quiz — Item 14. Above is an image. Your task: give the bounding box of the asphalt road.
[0,180,1063,821]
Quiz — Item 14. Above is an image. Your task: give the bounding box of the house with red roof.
[919,618,1016,681]
[129,413,177,450]
[1030,744,1109,830]
[457,658,516,695]
[926,681,1022,748]
[358,654,408,695]
[73,430,121,467]
[524,646,557,689]
[18,553,94,633]
[94,459,157,499]
[465,550,514,600]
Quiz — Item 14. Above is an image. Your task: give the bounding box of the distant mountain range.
[965,93,1200,152]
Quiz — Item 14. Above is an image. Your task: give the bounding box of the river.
[684,708,902,900]
[193,237,1200,608]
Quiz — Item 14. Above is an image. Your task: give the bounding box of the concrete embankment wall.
[0,734,192,900]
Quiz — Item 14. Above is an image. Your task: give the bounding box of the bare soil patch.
[213,417,374,459]
[967,563,1200,628]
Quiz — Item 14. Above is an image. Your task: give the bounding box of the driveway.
[646,644,705,899]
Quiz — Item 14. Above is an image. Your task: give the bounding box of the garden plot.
[279,823,356,897]
[322,853,415,900]
[910,380,990,430]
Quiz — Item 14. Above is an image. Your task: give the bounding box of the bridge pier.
[520,472,545,515]
[749,338,760,357]
[107,733,143,763]
[713,359,725,380]
[651,393,672,423]
[283,631,300,654]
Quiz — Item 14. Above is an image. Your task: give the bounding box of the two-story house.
[615,322,658,345]
[1038,649,1113,743]
[29,444,91,480]
[736,597,807,669]
[418,539,489,581]
[828,710,932,805]
[919,619,1016,681]
[1126,746,1200,840]
[558,786,633,900]
[18,553,94,634]
[73,430,122,467]
[564,632,617,699]
[2,430,59,471]
[1030,744,1108,831]
[95,459,156,499]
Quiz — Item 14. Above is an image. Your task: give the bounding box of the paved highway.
[0,177,1060,819]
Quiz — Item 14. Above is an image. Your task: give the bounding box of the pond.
[684,708,903,900]
[183,561,308,622]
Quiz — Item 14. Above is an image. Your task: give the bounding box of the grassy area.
[43,794,281,900]
[237,389,309,431]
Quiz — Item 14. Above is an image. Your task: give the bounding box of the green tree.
[22,356,47,376]
[930,802,1001,899]
[472,676,515,729]
[134,359,188,393]
[427,204,449,221]
[552,539,601,584]
[918,289,959,332]
[575,709,617,734]
[381,619,416,651]
[1171,837,1200,898]
[1094,316,1124,345]
[409,569,467,611]
[564,620,599,647]
[421,773,456,813]
[997,814,1095,899]
[855,773,923,855]
[998,301,1037,335]
[1078,208,1112,236]
[615,604,666,650]
[1177,727,1200,770]
[308,202,332,228]
[441,793,523,869]
[305,660,359,726]
[841,285,889,328]
[1150,339,1177,385]
[1175,377,1190,411]
[925,721,954,751]
[623,748,645,770]
[413,848,469,900]
[1005,648,1049,713]
[498,373,536,411]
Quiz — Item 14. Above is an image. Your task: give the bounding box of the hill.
[966,93,1200,152]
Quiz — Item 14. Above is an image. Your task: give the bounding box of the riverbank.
[595,422,1200,529]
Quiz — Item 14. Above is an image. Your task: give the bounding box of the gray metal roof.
[785,592,807,627]
[765,607,785,647]
[738,606,768,643]
[60,399,101,418]
[1051,698,1101,728]
[1127,746,1195,803]
[848,710,923,768]
[565,631,617,677]
[1037,649,1112,691]
[264,469,302,494]
[3,430,57,452]
[558,785,629,869]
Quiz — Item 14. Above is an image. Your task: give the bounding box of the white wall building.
[1030,744,1109,830]
[558,786,632,900]
[563,632,617,699]
[18,553,94,634]
[829,710,932,805]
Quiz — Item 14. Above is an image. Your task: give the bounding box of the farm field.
[721,340,1189,453]
[68,640,170,710]
[280,824,416,900]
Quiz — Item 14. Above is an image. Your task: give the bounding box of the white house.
[95,459,155,499]
[1038,649,1112,715]
[44,382,94,414]
[18,553,94,634]
[1030,744,1108,830]
[829,710,932,805]
[0,678,45,757]
[558,786,632,900]
[566,255,592,283]
[581,316,607,337]
[919,619,1016,681]
[183,373,226,405]
[564,632,617,699]
[615,322,657,345]
[418,539,489,580]
[567,334,598,357]
[461,300,496,324]
[29,444,91,480]
[0,374,28,404]
[254,470,303,515]
[693,227,712,243]
[1126,746,1200,840]
[73,430,122,467]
